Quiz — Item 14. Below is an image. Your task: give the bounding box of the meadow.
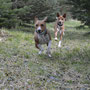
[0,20,90,89]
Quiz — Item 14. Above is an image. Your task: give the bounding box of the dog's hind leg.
[58,41,61,47]
[63,31,65,35]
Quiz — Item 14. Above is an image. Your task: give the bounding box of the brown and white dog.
[34,17,52,57]
[54,13,66,47]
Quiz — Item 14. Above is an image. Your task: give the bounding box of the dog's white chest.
[38,34,50,44]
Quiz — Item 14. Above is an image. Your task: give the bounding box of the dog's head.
[35,17,47,34]
[56,13,66,26]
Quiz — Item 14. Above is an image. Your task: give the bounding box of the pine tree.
[68,0,90,26]
[0,0,19,28]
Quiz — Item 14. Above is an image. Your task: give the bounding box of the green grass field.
[0,20,90,89]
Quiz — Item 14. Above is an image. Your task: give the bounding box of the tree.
[68,0,90,26]
[12,0,57,22]
[0,0,57,28]
[0,0,19,28]
[0,0,71,28]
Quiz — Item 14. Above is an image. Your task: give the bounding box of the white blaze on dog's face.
[35,17,47,33]
[56,13,66,26]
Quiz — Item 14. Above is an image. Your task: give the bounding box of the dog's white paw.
[0,38,2,41]
[38,51,42,55]
[48,54,52,57]
[58,41,61,48]
[63,32,65,35]
[55,37,58,41]
[58,44,61,48]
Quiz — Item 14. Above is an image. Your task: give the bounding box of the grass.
[0,20,90,89]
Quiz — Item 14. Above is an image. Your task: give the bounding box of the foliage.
[0,0,19,28]
[0,0,57,28]
[68,0,90,26]
[0,0,89,28]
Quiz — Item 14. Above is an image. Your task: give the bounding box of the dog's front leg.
[58,31,63,48]
[37,44,44,55]
[47,40,51,57]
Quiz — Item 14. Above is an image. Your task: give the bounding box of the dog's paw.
[58,44,61,48]
[48,54,52,57]
[38,51,42,55]
[0,38,2,41]
[58,41,61,48]
[63,32,65,35]
[55,37,58,41]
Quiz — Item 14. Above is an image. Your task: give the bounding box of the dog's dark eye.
[36,24,38,27]
[41,24,44,27]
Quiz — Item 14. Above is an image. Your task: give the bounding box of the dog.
[34,17,52,57]
[54,13,66,47]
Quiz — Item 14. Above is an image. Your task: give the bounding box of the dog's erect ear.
[63,13,66,18]
[43,17,47,22]
[34,16,38,23]
[57,13,60,17]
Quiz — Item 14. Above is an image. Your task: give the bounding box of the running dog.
[34,17,52,57]
[54,13,66,47]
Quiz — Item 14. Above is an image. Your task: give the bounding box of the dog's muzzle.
[58,22,63,26]
[37,29,42,33]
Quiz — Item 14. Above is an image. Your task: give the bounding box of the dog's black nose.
[58,22,62,26]
[38,29,42,33]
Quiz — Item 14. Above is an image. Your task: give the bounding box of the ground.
[0,20,90,90]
